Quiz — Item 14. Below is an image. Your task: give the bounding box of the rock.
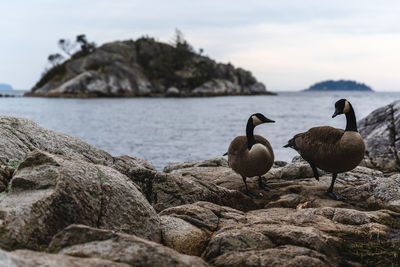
[193,79,241,95]
[165,87,180,97]
[0,248,128,267]
[273,160,288,167]
[158,158,400,264]
[162,156,400,214]
[0,116,113,166]
[160,216,210,256]
[27,38,274,97]
[48,224,209,267]
[159,202,246,256]
[164,157,268,209]
[204,227,275,261]
[163,157,229,173]
[247,82,268,94]
[370,174,400,211]
[210,245,329,267]
[154,201,398,266]
[358,100,400,171]
[0,116,158,191]
[0,150,161,250]
[125,168,254,212]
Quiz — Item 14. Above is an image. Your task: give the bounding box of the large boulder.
[0,116,113,166]
[0,150,161,250]
[358,100,400,171]
[159,201,245,256]
[48,224,209,267]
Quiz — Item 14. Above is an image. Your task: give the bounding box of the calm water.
[0,91,398,169]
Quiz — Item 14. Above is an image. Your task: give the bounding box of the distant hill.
[304,80,373,92]
[0,83,13,90]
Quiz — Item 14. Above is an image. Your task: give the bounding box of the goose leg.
[325,173,344,200]
[242,176,260,199]
[310,164,319,181]
[258,176,270,191]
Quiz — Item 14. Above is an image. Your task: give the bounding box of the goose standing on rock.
[284,99,365,200]
[227,113,275,198]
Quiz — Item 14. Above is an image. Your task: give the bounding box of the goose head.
[332,99,352,118]
[249,113,275,127]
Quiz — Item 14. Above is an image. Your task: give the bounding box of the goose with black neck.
[227,113,275,198]
[284,99,365,200]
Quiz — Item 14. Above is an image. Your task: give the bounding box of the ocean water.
[0,91,398,170]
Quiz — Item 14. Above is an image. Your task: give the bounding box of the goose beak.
[264,118,275,123]
[332,110,340,118]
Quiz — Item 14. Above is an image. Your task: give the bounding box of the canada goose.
[227,113,275,198]
[284,99,365,200]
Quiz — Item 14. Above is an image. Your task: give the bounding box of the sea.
[0,90,398,170]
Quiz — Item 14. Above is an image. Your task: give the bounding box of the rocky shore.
[25,38,274,97]
[0,101,399,266]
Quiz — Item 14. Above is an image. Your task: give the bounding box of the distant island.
[25,32,274,97]
[0,83,13,90]
[304,80,373,92]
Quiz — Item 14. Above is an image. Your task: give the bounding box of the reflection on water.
[0,91,398,169]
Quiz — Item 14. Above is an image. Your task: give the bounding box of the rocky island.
[25,34,273,97]
[0,101,399,266]
[304,80,373,92]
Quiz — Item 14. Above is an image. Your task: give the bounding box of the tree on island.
[37,34,97,89]
[45,34,96,69]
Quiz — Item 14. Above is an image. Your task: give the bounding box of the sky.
[1,0,400,91]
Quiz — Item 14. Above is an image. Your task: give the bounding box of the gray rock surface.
[27,39,273,97]
[164,157,400,213]
[359,100,400,171]
[48,224,209,267]
[0,150,161,250]
[121,166,255,212]
[193,79,241,95]
[0,247,128,267]
[0,116,113,166]
[165,87,180,97]
[157,201,398,267]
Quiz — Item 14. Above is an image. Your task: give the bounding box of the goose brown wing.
[228,136,248,156]
[254,135,274,158]
[228,135,273,157]
[294,126,344,163]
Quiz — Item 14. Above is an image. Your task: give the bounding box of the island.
[304,80,373,92]
[25,33,274,97]
[0,83,13,90]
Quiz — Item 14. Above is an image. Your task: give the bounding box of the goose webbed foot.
[258,176,270,191]
[246,191,262,199]
[324,190,345,201]
[325,173,344,200]
[242,176,261,199]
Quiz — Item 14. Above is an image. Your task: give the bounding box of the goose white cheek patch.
[343,101,351,113]
[252,116,262,126]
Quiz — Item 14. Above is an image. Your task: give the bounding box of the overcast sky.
[1,0,400,91]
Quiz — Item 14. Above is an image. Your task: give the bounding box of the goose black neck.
[246,119,256,150]
[345,105,358,132]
